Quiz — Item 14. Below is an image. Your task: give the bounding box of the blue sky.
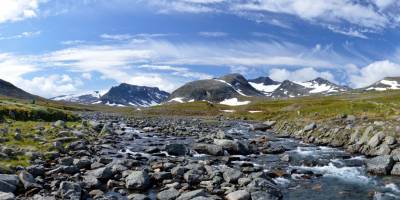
[2,0,400,97]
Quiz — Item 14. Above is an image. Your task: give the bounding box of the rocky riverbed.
[1,116,400,200]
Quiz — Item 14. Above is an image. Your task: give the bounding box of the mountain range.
[1,75,400,107]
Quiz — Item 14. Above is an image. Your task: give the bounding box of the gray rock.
[0,175,19,192]
[104,192,128,200]
[192,144,224,156]
[27,165,45,177]
[87,167,113,179]
[223,168,242,183]
[171,166,186,177]
[366,155,394,175]
[250,123,270,131]
[214,139,249,155]
[73,158,92,169]
[247,178,282,199]
[368,132,386,148]
[303,123,316,132]
[251,191,282,200]
[391,148,400,161]
[125,170,151,190]
[165,144,187,156]
[390,163,400,176]
[83,175,100,189]
[371,144,392,156]
[225,190,250,200]
[357,126,374,145]
[59,157,74,166]
[384,136,396,145]
[18,171,41,190]
[157,188,180,200]
[184,170,203,185]
[0,192,15,200]
[59,181,82,200]
[0,181,15,194]
[128,194,150,200]
[176,189,206,200]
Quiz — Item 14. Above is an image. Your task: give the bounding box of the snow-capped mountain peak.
[365,77,400,91]
[296,78,348,94]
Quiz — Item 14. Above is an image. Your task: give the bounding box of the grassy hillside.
[141,90,400,122]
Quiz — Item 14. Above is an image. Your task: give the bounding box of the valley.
[0,77,400,199]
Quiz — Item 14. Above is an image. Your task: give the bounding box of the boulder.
[368,132,386,148]
[0,192,15,200]
[125,170,151,190]
[223,168,243,183]
[246,178,282,199]
[0,174,19,193]
[165,144,187,156]
[176,189,206,200]
[87,167,113,180]
[225,190,250,200]
[391,148,400,161]
[59,181,82,200]
[18,171,41,190]
[192,144,224,156]
[390,163,400,176]
[250,123,271,131]
[303,123,316,132]
[366,155,394,175]
[214,139,249,155]
[128,194,150,200]
[157,188,180,200]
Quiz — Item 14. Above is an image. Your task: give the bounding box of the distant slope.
[271,80,312,98]
[100,83,170,107]
[169,73,262,103]
[0,79,38,100]
[51,91,102,104]
[297,78,349,94]
[218,74,263,97]
[169,79,239,102]
[365,77,400,91]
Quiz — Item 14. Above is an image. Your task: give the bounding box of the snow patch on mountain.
[296,82,339,94]
[215,79,249,97]
[219,98,250,106]
[366,79,400,91]
[249,82,281,95]
[169,97,185,103]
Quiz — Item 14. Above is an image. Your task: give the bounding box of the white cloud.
[61,40,85,45]
[0,0,40,23]
[16,74,83,98]
[82,73,92,80]
[326,26,368,39]
[0,53,38,83]
[138,64,212,80]
[349,60,400,88]
[269,67,336,83]
[0,31,41,40]
[144,0,400,35]
[198,32,228,37]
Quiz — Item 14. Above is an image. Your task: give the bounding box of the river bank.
[0,116,399,199]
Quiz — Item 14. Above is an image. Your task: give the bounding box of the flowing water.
[117,122,400,200]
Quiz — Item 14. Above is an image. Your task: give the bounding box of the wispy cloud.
[198,31,228,37]
[0,31,41,40]
[143,0,400,36]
